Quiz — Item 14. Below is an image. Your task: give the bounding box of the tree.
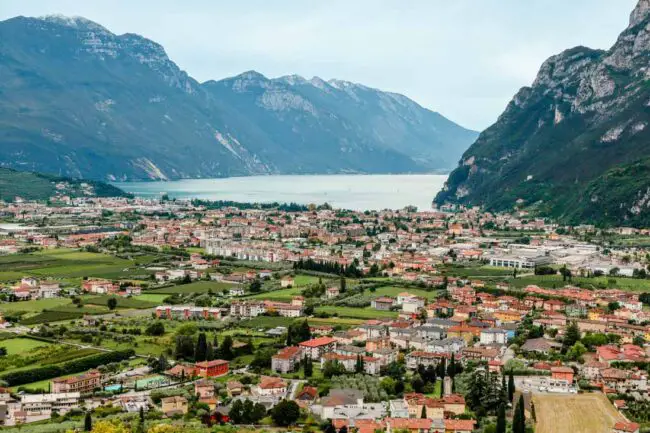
[339,426,348,433]
[355,355,365,373]
[84,412,92,432]
[270,399,300,426]
[250,279,262,293]
[563,321,581,352]
[145,321,165,336]
[219,335,234,360]
[340,276,346,293]
[107,297,118,310]
[411,376,425,393]
[251,402,267,423]
[323,360,347,378]
[323,421,337,433]
[508,372,515,403]
[303,357,313,378]
[229,399,244,424]
[194,332,208,362]
[420,405,427,418]
[512,395,526,433]
[496,403,506,433]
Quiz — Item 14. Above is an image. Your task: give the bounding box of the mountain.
[435,0,650,227]
[0,15,477,181]
[0,167,129,202]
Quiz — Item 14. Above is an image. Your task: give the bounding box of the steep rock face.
[435,0,650,227]
[0,15,477,180]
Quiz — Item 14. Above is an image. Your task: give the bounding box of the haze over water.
[116,174,447,211]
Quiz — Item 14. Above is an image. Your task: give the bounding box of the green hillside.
[0,168,129,202]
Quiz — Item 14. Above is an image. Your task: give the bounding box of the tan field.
[533,393,626,433]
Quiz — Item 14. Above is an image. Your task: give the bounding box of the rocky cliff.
[435,0,650,227]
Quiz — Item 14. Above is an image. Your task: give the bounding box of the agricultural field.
[243,287,303,301]
[369,285,440,300]
[133,294,169,303]
[0,298,72,313]
[0,337,51,354]
[315,305,398,319]
[508,274,650,292]
[84,295,157,309]
[149,281,235,295]
[533,393,625,433]
[0,248,155,282]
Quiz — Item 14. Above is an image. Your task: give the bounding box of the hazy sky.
[0,0,638,130]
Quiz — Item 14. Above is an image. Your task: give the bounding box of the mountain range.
[0,15,477,181]
[435,0,650,227]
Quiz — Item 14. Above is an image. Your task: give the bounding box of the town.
[0,196,648,433]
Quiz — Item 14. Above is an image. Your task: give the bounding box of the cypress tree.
[496,403,506,433]
[421,405,427,418]
[195,332,208,362]
[508,372,515,402]
[84,412,92,432]
[513,394,526,433]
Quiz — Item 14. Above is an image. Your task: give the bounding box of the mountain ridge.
[435,0,650,227]
[0,15,477,181]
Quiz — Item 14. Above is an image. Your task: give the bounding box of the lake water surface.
[115,174,447,211]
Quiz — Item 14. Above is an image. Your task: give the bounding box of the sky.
[0,0,639,131]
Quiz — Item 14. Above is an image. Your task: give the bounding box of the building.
[20,393,80,416]
[195,360,229,378]
[194,380,215,398]
[256,376,287,396]
[326,287,340,299]
[489,254,551,269]
[299,336,337,359]
[480,328,508,345]
[612,421,640,433]
[272,346,303,373]
[550,366,575,384]
[161,396,188,416]
[52,370,101,394]
[280,276,294,288]
[229,300,266,318]
[155,305,222,320]
[371,297,395,310]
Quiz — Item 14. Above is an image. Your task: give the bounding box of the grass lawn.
[243,287,302,301]
[294,275,330,287]
[0,298,72,313]
[369,286,440,300]
[238,316,295,329]
[0,337,51,354]
[308,317,365,327]
[84,295,157,309]
[149,281,234,294]
[134,294,169,303]
[315,306,398,319]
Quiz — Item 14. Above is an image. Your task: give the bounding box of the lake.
[115,174,447,211]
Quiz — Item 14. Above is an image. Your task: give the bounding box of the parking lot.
[514,376,578,394]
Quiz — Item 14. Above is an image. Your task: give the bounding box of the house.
[82,279,117,294]
[38,281,60,298]
[612,421,640,433]
[405,351,449,369]
[280,276,294,288]
[161,396,188,416]
[226,381,243,397]
[229,300,266,318]
[256,376,287,396]
[296,386,318,404]
[520,338,555,354]
[52,370,101,394]
[372,297,395,310]
[194,379,215,398]
[195,360,229,378]
[480,328,508,345]
[550,366,575,383]
[326,287,340,299]
[229,287,245,296]
[272,346,303,373]
[299,336,337,359]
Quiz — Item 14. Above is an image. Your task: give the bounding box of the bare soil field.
[533,393,625,433]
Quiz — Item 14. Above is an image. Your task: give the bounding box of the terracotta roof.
[299,336,336,347]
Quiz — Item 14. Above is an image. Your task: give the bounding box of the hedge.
[0,349,135,386]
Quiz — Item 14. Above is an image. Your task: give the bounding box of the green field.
[149,281,234,294]
[84,295,157,309]
[20,311,85,325]
[315,306,398,319]
[0,249,155,282]
[0,298,72,313]
[133,294,169,303]
[369,286,440,300]
[0,337,51,354]
[243,287,302,301]
[508,274,650,292]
